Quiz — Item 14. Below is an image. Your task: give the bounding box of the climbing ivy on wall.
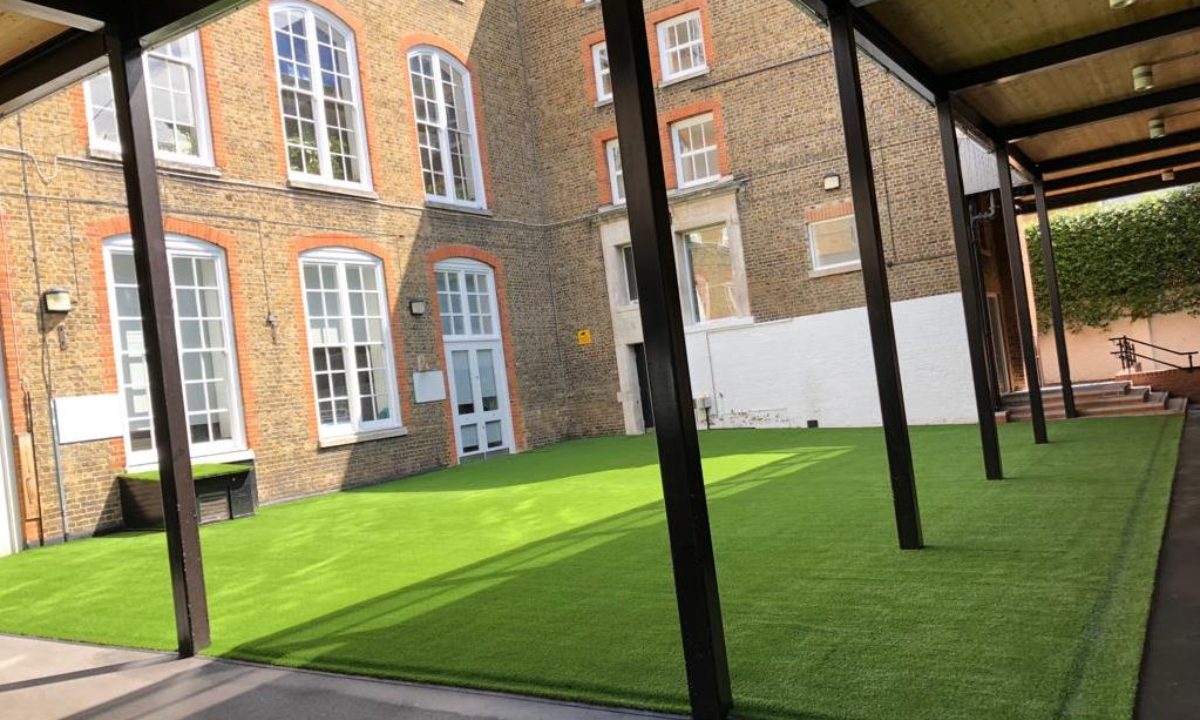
[1025,185,1200,331]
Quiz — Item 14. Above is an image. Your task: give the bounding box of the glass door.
[447,342,510,459]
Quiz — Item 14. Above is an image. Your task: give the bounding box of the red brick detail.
[592,125,620,206]
[259,0,381,189]
[0,210,35,542]
[425,245,526,466]
[198,26,230,170]
[645,0,717,86]
[581,29,607,107]
[86,216,262,459]
[805,200,854,223]
[288,234,413,445]
[1126,369,1200,403]
[398,34,495,207]
[68,85,90,154]
[659,98,728,189]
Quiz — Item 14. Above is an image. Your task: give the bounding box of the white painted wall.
[1039,311,1200,384]
[683,293,977,428]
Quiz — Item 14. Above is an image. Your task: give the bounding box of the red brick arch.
[289,234,413,444]
[426,245,526,464]
[87,216,261,464]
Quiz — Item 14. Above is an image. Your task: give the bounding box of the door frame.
[0,335,19,556]
[444,339,514,460]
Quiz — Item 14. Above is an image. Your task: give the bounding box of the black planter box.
[119,463,257,529]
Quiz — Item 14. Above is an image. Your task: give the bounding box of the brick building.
[0,0,999,551]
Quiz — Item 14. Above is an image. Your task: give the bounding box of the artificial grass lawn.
[0,416,1183,719]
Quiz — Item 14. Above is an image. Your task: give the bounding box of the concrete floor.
[0,634,679,720]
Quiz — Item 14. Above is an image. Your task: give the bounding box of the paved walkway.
[1136,404,1200,719]
[0,634,679,720]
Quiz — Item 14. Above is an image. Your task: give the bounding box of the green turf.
[117,462,251,482]
[0,416,1182,719]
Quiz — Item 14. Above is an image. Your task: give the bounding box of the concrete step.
[1002,381,1131,403]
[1002,388,1149,410]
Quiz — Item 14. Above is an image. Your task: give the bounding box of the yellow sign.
[576,329,593,346]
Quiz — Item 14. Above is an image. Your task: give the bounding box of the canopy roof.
[797,0,1200,209]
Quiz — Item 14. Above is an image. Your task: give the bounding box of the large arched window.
[270,2,370,189]
[407,47,485,209]
[103,235,246,467]
[299,248,401,440]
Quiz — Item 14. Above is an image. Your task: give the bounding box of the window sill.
[124,448,255,474]
[808,262,862,279]
[318,426,409,449]
[287,178,379,200]
[424,200,494,217]
[659,68,711,89]
[685,316,755,334]
[89,149,221,177]
[596,98,613,109]
[667,175,742,200]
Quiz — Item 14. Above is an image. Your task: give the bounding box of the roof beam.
[0,28,105,117]
[944,8,1200,92]
[1038,127,1200,173]
[0,0,104,31]
[1018,166,1200,212]
[1037,148,1200,193]
[1001,81,1200,142]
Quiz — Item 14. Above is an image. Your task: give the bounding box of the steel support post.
[599,0,731,716]
[1033,177,1077,418]
[935,99,1004,479]
[828,3,923,549]
[107,24,210,656]
[996,146,1049,444]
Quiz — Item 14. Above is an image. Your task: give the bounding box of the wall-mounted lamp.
[409,298,428,317]
[1149,118,1166,139]
[823,173,841,191]
[42,287,72,314]
[1132,65,1154,92]
[1162,168,1176,182]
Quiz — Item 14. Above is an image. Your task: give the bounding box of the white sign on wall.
[412,370,447,404]
[53,394,123,444]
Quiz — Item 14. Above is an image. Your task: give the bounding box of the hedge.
[1025,185,1200,331]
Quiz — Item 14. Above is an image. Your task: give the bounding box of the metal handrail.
[1110,335,1197,372]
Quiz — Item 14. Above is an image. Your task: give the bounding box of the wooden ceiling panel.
[1045,160,1200,197]
[0,12,68,65]
[867,0,1200,73]
[1044,141,1200,181]
[1016,99,1200,161]
[959,31,1200,126]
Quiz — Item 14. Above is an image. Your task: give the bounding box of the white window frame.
[299,247,403,441]
[407,46,488,210]
[656,10,708,84]
[670,113,720,188]
[83,32,214,167]
[605,138,625,205]
[103,235,247,468]
[269,1,373,192]
[618,243,638,305]
[592,42,612,104]
[807,215,862,273]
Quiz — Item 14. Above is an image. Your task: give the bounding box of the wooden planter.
[119,463,257,529]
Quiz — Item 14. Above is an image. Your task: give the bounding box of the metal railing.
[1110,335,1197,372]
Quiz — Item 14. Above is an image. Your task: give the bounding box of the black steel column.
[828,3,923,550]
[996,146,1049,444]
[935,100,1004,479]
[107,24,210,656]
[599,1,731,717]
[1033,177,1077,418]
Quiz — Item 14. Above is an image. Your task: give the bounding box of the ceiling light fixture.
[1162,169,1176,182]
[1149,118,1166,139]
[1132,65,1154,92]
[1110,0,1137,8]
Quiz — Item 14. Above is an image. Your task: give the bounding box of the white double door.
[445,340,512,459]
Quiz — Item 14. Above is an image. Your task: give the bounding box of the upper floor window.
[270,2,370,189]
[299,248,401,438]
[808,215,861,272]
[657,11,707,83]
[408,47,486,209]
[592,42,612,103]
[605,138,625,205]
[84,33,213,166]
[103,235,245,467]
[671,113,719,188]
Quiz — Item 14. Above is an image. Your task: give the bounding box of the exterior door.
[436,258,514,460]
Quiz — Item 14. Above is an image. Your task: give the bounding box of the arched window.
[103,235,246,467]
[299,248,401,439]
[270,2,370,188]
[407,47,485,208]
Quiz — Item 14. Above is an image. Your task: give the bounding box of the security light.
[42,288,72,313]
[823,173,841,191]
[409,298,428,316]
[1162,169,1176,182]
[1132,65,1154,92]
